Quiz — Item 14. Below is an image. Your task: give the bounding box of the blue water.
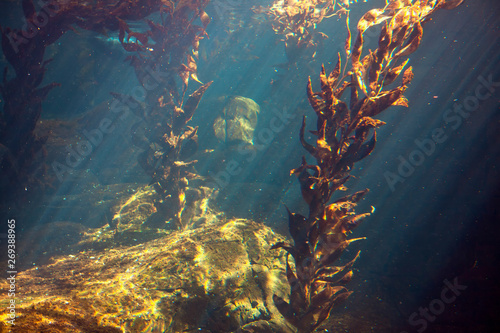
[0,0,499,331]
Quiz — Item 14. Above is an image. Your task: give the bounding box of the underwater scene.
[0,0,499,332]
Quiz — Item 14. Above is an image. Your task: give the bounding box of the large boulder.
[213,96,260,146]
[0,218,294,332]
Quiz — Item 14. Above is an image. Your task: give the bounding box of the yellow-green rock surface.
[213,96,260,145]
[0,218,294,333]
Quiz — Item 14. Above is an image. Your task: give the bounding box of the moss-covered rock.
[0,218,293,332]
[213,96,260,145]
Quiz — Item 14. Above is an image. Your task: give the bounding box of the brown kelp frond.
[272,0,463,331]
[349,0,463,97]
[254,0,351,64]
[119,0,213,230]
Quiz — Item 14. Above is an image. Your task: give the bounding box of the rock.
[213,96,260,145]
[0,218,293,332]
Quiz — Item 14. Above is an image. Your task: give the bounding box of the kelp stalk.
[117,0,213,229]
[272,1,464,332]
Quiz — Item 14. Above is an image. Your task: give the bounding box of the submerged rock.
[0,218,294,332]
[213,96,260,146]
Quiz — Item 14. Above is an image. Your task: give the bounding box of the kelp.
[0,0,165,199]
[119,0,213,229]
[272,0,463,331]
[254,0,350,64]
[0,0,212,227]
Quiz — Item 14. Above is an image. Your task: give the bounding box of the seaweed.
[0,0,166,200]
[0,0,212,228]
[254,0,349,65]
[272,1,464,331]
[116,0,213,229]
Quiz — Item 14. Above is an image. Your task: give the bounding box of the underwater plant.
[0,0,168,200]
[0,0,211,228]
[254,0,350,64]
[271,0,464,331]
[0,0,62,197]
[116,0,213,229]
